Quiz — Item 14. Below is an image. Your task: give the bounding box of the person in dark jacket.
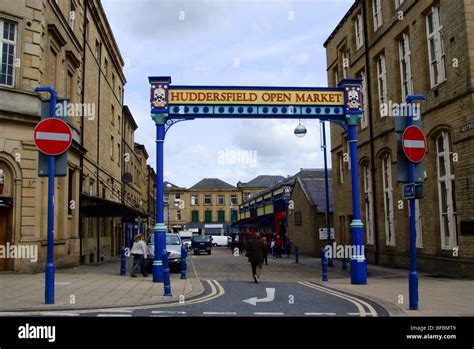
[246,233,266,283]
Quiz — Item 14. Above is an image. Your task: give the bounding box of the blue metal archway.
[148,76,367,286]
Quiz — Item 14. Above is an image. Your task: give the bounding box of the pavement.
[0,249,472,316]
[0,258,204,312]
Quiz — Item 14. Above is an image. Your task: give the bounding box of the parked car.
[146,233,183,272]
[211,235,231,247]
[192,235,212,255]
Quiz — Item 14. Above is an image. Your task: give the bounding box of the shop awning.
[80,193,148,219]
[232,213,274,228]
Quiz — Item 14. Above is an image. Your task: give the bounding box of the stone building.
[162,175,284,237]
[0,0,154,271]
[324,0,474,276]
[287,175,333,257]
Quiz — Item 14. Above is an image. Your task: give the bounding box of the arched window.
[362,162,374,245]
[382,153,395,246]
[435,131,457,249]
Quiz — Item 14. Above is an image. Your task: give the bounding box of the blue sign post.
[405,95,425,311]
[148,77,367,285]
[34,86,58,304]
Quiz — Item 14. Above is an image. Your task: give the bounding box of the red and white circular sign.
[402,125,427,163]
[34,118,72,156]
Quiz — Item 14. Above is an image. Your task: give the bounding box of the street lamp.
[294,120,307,138]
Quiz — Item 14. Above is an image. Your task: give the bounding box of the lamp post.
[294,120,332,277]
[320,121,333,267]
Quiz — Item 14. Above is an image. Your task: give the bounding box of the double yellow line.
[108,279,224,310]
[177,280,224,306]
[299,281,378,317]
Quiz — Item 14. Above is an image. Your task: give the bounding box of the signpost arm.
[34,86,57,304]
[406,94,425,310]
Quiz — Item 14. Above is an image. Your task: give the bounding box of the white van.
[211,235,231,247]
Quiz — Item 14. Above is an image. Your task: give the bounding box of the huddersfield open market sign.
[150,80,360,121]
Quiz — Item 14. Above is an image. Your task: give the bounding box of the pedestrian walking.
[270,240,276,257]
[246,233,266,283]
[285,239,292,258]
[275,237,283,258]
[261,236,268,265]
[130,234,148,278]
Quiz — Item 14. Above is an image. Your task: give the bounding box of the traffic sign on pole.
[402,125,427,163]
[402,184,415,199]
[34,118,72,156]
[34,86,62,305]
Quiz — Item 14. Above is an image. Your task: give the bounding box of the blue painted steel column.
[181,244,187,279]
[321,247,328,281]
[153,119,166,283]
[406,94,424,310]
[46,154,55,303]
[322,121,333,267]
[35,86,57,304]
[162,249,172,296]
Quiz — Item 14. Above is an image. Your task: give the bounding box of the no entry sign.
[34,118,72,156]
[402,125,427,163]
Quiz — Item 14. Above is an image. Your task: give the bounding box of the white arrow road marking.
[242,288,275,306]
[36,132,70,141]
[403,140,425,148]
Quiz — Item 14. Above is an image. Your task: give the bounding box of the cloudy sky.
[101,0,354,188]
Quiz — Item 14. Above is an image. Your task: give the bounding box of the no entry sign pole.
[404,94,425,311]
[34,86,58,304]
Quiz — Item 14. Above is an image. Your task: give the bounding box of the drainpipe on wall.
[78,0,89,265]
[96,42,102,263]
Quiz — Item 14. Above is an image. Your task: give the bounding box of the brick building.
[325,0,474,276]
